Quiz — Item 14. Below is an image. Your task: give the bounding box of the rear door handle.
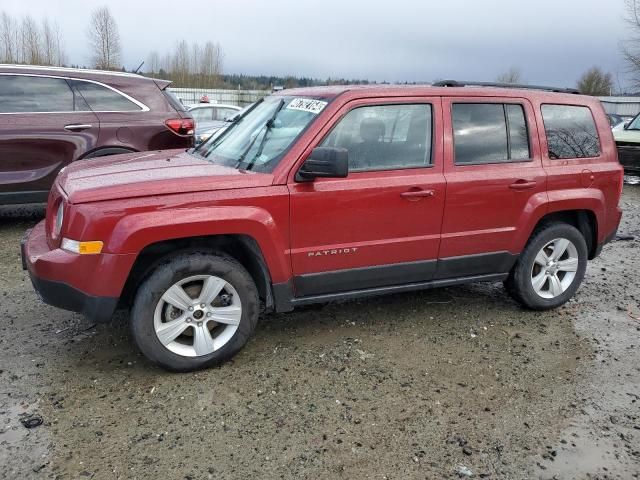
[64,124,93,132]
[509,180,537,191]
[400,189,435,199]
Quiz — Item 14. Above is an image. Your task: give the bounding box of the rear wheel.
[505,223,588,310]
[130,252,259,372]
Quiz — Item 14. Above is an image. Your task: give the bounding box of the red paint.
[24,85,623,302]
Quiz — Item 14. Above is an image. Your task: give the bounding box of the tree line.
[0,11,66,66]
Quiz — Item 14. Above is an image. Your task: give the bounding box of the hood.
[58,149,274,204]
[613,129,640,144]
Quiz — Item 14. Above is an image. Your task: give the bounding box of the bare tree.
[576,67,613,96]
[21,15,42,65]
[41,18,56,65]
[495,67,523,84]
[0,12,18,63]
[147,50,160,76]
[87,6,121,70]
[623,0,640,89]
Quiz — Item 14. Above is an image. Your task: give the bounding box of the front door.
[288,98,446,297]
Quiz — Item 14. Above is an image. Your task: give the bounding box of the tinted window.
[70,80,141,111]
[453,103,530,164]
[541,105,600,159]
[506,104,530,160]
[0,75,76,113]
[320,104,432,171]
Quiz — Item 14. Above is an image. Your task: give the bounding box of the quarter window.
[452,103,530,164]
[541,104,600,159]
[0,75,76,113]
[320,104,432,171]
[70,80,141,112]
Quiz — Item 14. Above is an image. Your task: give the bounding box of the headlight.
[54,202,64,236]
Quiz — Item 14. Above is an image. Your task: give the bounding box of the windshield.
[627,113,640,130]
[193,96,329,172]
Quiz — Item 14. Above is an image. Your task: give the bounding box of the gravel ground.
[0,186,639,480]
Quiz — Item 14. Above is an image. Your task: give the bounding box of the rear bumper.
[22,221,133,323]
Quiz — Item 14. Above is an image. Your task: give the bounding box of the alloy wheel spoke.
[156,316,190,346]
[532,271,548,293]
[193,323,216,355]
[198,276,226,305]
[534,249,550,266]
[210,306,242,325]
[162,284,194,311]
[551,239,570,261]
[548,274,564,297]
[557,257,578,272]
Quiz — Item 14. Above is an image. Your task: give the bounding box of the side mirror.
[296,147,349,182]
[624,121,631,130]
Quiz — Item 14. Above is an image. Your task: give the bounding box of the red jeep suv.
[22,82,623,371]
[0,65,194,205]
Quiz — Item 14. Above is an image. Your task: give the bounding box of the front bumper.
[21,221,132,323]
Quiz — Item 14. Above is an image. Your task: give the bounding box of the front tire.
[130,252,259,372]
[505,223,588,310]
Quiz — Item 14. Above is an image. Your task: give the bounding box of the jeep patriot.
[22,82,623,371]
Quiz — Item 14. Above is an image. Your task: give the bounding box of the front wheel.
[505,223,588,310]
[130,252,259,372]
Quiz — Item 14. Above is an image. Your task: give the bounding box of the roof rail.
[432,80,581,95]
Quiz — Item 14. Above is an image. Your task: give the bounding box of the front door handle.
[64,124,93,132]
[509,180,537,191]
[400,189,435,200]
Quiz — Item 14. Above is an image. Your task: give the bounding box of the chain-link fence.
[169,88,270,107]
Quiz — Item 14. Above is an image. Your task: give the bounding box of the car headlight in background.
[54,202,64,236]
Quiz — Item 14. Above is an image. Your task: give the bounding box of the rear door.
[288,97,446,297]
[439,97,547,278]
[0,74,99,203]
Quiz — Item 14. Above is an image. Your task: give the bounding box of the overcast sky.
[1,0,632,88]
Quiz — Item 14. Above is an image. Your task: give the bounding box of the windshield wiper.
[235,99,285,169]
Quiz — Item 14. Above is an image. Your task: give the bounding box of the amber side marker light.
[61,239,104,255]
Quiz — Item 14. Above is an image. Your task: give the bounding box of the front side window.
[541,104,600,159]
[320,104,432,171]
[70,80,141,112]
[0,75,75,113]
[452,103,530,164]
[195,96,328,172]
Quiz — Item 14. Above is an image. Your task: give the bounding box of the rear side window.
[452,103,531,164]
[0,75,75,113]
[70,80,141,112]
[541,104,600,159]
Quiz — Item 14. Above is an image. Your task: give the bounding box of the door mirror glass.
[296,147,349,181]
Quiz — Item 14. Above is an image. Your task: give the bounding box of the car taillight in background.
[165,118,195,136]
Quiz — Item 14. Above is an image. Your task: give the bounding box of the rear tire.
[130,252,259,372]
[505,223,588,310]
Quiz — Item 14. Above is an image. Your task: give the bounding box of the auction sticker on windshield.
[286,98,328,114]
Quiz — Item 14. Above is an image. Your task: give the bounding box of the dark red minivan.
[0,65,194,205]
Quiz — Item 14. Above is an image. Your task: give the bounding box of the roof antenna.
[133,61,144,74]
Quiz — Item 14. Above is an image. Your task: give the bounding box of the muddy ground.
[0,186,639,480]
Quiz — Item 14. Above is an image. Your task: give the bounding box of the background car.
[613,111,640,175]
[188,103,241,144]
[0,65,195,205]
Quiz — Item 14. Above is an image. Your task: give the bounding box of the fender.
[107,206,291,283]
[511,188,604,252]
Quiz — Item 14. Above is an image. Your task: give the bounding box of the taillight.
[165,118,195,136]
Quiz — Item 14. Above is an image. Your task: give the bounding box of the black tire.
[130,252,259,372]
[505,223,588,310]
